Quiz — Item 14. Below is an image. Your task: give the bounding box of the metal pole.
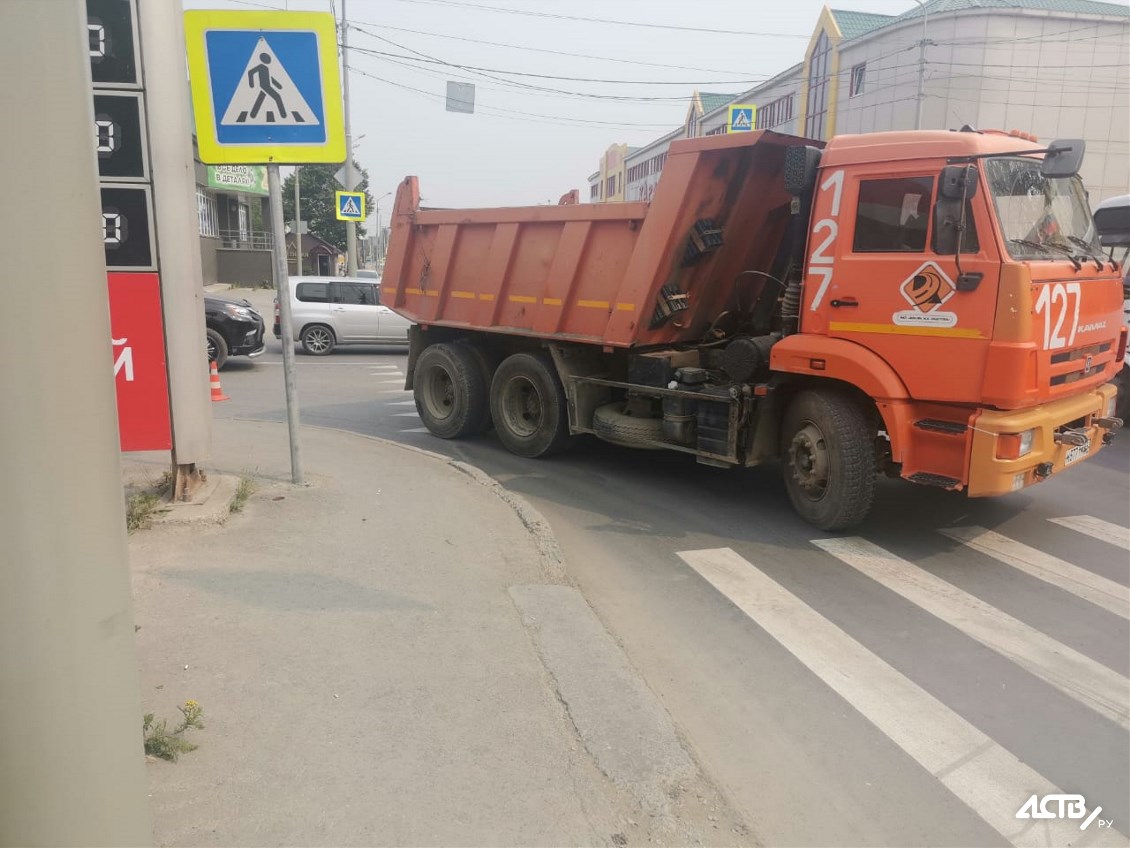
[913,0,929,130]
[138,0,212,498]
[294,166,302,276]
[268,164,305,485]
[342,0,358,276]
[0,1,153,843]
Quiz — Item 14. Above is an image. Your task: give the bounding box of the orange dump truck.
[383,129,1125,530]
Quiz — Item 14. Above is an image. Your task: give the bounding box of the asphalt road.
[215,299,1130,847]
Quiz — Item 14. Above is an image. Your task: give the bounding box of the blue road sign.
[335,191,366,222]
[185,11,345,164]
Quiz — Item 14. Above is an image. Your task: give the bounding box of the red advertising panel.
[108,272,172,451]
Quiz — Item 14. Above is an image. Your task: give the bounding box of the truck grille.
[1049,341,1114,387]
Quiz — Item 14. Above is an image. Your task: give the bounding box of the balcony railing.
[219,229,274,250]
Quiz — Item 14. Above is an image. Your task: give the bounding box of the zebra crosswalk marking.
[1049,516,1130,551]
[941,526,1129,619]
[812,537,1130,731]
[676,547,1126,848]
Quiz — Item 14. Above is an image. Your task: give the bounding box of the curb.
[262,420,571,585]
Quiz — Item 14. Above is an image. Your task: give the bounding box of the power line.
[348,65,674,131]
[378,0,815,38]
[344,19,754,75]
[346,41,761,86]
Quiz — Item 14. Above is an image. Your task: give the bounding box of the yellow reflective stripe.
[542,298,563,306]
[508,295,538,303]
[450,290,476,299]
[478,293,495,301]
[615,303,635,312]
[577,299,611,309]
[829,321,985,339]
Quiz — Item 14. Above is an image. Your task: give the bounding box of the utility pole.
[912,0,930,130]
[341,0,358,276]
[139,0,213,497]
[0,1,153,844]
[294,166,302,276]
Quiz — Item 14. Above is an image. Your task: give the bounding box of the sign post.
[185,10,346,486]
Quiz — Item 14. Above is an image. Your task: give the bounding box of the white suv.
[273,276,412,355]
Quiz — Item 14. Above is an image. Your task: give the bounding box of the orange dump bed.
[382,130,814,348]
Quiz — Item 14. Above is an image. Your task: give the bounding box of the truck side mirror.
[1041,139,1085,178]
[784,145,822,197]
[939,164,978,200]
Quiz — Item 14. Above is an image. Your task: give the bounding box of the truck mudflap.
[967,383,1119,497]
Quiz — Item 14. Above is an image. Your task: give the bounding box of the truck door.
[805,168,999,403]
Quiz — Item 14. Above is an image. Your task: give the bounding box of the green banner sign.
[206,165,268,195]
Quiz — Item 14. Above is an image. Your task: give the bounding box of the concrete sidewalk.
[126,418,748,847]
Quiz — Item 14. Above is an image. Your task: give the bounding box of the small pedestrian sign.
[184,11,345,164]
[728,104,756,133]
[336,191,366,222]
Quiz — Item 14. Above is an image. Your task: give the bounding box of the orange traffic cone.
[209,360,229,402]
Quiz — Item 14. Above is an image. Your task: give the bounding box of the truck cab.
[774,130,1124,500]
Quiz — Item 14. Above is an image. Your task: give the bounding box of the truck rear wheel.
[490,352,572,457]
[781,390,876,531]
[414,343,489,439]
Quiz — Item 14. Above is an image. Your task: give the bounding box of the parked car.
[205,293,266,369]
[273,276,412,355]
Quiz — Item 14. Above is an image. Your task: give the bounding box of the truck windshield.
[985,157,1100,261]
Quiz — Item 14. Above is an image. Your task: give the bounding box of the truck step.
[908,472,962,488]
[914,419,968,435]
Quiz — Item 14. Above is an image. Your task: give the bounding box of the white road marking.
[812,537,1130,730]
[374,378,406,385]
[677,547,1125,848]
[1049,516,1130,552]
[392,412,419,417]
[400,427,429,434]
[941,526,1129,619]
[386,400,416,406]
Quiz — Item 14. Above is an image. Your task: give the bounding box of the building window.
[196,188,218,238]
[590,184,599,201]
[237,201,251,241]
[853,177,934,253]
[804,31,831,140]
[850,63,866,98]
[706,125,727,136]
[756,95,794,129]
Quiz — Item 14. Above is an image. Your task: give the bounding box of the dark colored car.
[205,293,266,369]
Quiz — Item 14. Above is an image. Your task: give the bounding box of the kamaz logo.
[1078,321,1107,333]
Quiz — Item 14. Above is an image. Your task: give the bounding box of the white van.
[272,276,412,355]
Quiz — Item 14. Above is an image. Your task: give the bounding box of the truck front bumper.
[967,383,1119,497]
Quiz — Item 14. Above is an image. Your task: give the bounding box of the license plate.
[1065,442,1091,465]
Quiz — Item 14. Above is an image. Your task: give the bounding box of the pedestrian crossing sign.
[184,10,345,164]
[728,104,756,133]
[336,191,366,222]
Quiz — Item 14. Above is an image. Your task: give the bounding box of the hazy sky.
[183,0,914,210]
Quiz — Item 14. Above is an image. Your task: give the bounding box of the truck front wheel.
[414,343,489,439]
[781,390,876,531]
[490,352,572,457]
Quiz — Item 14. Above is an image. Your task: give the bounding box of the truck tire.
[414,343,489,439]
[592,403,665,449]
[781,390,876,531]
[490,352,572,457]
[456,340,500,434]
